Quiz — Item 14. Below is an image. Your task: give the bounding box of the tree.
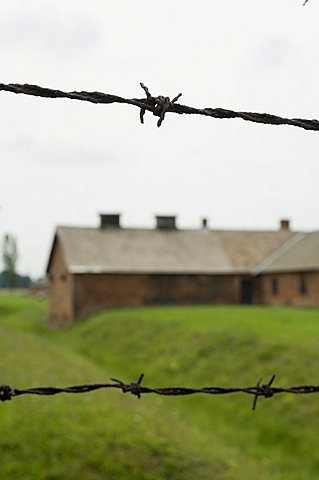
[2,233,18,287]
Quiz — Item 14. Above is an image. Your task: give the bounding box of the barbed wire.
[2,374,319,410]
[1,82,319,131]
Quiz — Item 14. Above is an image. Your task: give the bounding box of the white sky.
[0,0,318,279]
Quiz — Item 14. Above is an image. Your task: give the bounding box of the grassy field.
[1,296,319,479]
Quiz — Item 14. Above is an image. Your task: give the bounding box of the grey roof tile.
[252,231,319,274]
[54,226,294,274]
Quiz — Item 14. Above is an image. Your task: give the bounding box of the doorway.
[241,279,253,304]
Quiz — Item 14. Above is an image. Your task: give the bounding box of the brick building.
[46,215,319,326]
[252,231,319,307]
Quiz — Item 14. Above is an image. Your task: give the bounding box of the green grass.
[1,296,319,479]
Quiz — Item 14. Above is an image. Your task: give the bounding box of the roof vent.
[100,214,121,228]
[202,217,208,230]
[155,215,176,230]
[280,219,290,231]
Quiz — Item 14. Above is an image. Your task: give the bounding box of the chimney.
[280,219,290,231]
[155,215,176,230]
[100,213,121,228]
[201,217,208,230]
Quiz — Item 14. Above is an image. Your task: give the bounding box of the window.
[271,279,278,295]
[299,276,308,295]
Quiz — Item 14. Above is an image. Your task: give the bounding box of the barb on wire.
[1,82,319,132]
[2,374,319,410]
[139,83,182,127]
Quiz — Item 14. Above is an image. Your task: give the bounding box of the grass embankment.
[0,296,319,479]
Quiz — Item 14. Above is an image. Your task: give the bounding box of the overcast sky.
[0,0,319,278]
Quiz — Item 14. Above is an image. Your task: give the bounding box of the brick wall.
[47,239,74,326]
[255,272,319,307]
[73,273,241,321]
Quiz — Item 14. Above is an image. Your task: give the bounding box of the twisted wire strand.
[2,374,319,410]
[1,82,319,131]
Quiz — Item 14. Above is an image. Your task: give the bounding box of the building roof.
[47,225,295,275]
[252,231,319,274]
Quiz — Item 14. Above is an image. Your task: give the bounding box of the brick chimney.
[201,217,208,230]
[100,213,121,228]
[155,215,176,229]
[280,219,290,231]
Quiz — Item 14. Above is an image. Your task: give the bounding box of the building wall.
[73,273,241,321]
[48,250,319,326]
[255,272,319,307]
[47,239,74,326]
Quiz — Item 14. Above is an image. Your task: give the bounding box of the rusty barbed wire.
[2,374,319,410]
[1,82,319,131]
